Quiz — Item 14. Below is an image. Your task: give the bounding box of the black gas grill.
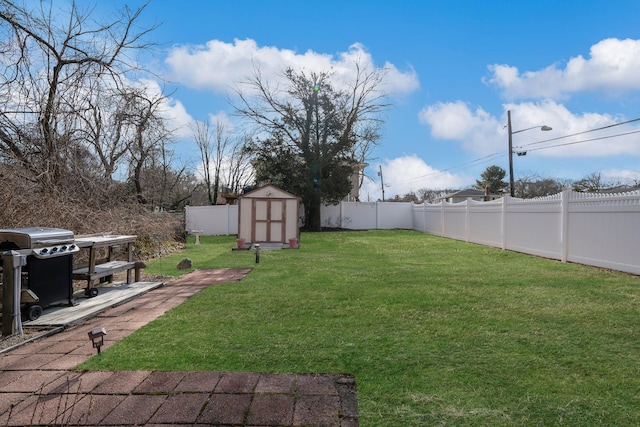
[0,227,78,319]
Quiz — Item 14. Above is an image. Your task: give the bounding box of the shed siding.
[237,185,300,244]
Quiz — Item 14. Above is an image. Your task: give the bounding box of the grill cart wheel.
[88,288,99,298]
[27,304,43,321]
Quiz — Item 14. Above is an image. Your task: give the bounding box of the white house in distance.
[438,188,501,203]
[348,162,368,201]
[237,184,300,248]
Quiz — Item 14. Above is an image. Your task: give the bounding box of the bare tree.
[139,145,196,210]
[191,120,215,204]
[235,62,390,230]
[224,132,255,195]
[191,117,236,205]
[211,119,232,204]
[0,0,156,192]
[573,172,619,193]
[416,188,460,204]
[124,88,173,204]
[77,82,135,182]
[513,173,564,198]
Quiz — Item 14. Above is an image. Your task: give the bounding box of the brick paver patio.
[0,269,359,426]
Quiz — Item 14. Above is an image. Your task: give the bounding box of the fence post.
[501,195,508,250]
[440,201,445,237]
[465,199,470,242]
[424,202,428,233]
[413,202,418,231]
[561,188,571,263]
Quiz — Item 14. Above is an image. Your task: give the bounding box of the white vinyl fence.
[413,188,640,275]
[321,201,414,230]
[185,205,238,236]
[185,189,640,275]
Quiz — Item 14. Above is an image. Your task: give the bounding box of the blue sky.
[99,0,640,200]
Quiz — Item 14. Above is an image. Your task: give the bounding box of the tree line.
[0,1,199,210]
[0,2,390,232]
[387,166,640,203]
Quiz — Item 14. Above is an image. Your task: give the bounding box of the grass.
[79,230,640,426]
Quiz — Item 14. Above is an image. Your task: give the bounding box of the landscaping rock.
[176,258,192,270]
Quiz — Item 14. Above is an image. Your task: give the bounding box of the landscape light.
[254,243,260,264]
[88,327,107,354]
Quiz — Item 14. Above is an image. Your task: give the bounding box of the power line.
[386,117,640,188]
[386,151,504,186]
[525,128,640,153]
[515,116,640,150]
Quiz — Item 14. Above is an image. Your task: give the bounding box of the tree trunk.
[306,190,322,231]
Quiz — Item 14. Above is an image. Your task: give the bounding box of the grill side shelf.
[73,260,136,280]
[72,235,139,297]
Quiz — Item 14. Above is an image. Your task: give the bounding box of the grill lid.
[0,227,75,250]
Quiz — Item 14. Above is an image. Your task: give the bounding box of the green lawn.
[79,230,640,426]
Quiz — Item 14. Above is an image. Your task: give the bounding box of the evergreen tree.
[476,165,509,194]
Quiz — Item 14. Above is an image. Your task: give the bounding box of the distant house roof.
[595,185,640,194]
[437,188,501,202]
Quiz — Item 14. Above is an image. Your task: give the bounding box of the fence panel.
[341,202,378,230]
[321,202,413,230]
[505,198,563,259]
[411,203,427,232]
[185,205,238,236]
[320,204,343,228]
[567,192,640,274]
[376,202,413,229]
[423,204,444,235]
[442,202,468,241]
[467,200,503,248]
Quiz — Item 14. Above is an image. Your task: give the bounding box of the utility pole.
[508,110,515,197]
[378,165,385,202]
[507,109,553,197]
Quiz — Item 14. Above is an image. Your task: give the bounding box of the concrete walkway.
[0,269,359,426]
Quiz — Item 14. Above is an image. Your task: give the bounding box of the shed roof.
[239,184,300,200]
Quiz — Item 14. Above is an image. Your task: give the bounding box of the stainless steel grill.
[0,227,77,258]
[0,227,78,320]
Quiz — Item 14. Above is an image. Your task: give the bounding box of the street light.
[507,110,552,197]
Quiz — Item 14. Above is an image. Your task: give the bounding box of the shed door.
[253,199,285,243]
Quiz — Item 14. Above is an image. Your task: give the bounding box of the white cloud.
[505,102,640,158]
[136,78,193,138]
[418,101,502,154]
[360,155,473,201]
[485,38,640,100]
[601,168,640,184]
[206,111,235,131]
[418,100,640,159]
[165,39,419,96]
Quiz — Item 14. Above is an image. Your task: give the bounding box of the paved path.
[0,269,359,426]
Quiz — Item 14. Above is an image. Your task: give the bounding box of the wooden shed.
[237,184,300,248]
